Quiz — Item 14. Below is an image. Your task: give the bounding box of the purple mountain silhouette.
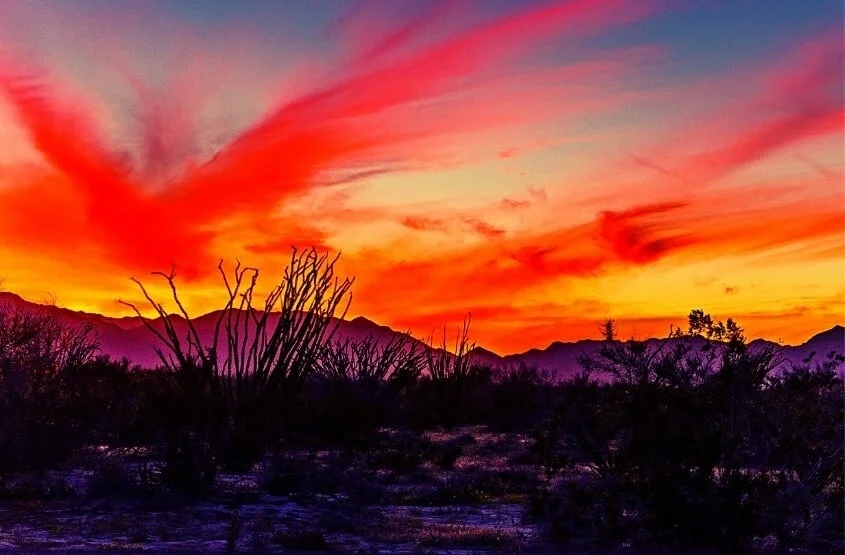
[1,292,842,378]
[469,327,844,379]
[0,292,431,369]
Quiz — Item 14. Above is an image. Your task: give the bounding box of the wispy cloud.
[0,0,662,278]
[0,1,841,351]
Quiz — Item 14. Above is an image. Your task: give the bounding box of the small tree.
[120,247,353,485]
[598,318,618,342]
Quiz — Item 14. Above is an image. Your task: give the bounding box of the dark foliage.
[294,331,424,444]
[530,311,844,553]
[0,304,98,471]
[119,247,354,489]
[0,284,841,553]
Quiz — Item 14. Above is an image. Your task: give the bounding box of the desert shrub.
[261,448,364,499]
[60,356,145,446]
[0,472,73,500]
[405,366,493,429]
[121,247,353,491]
[487,364,551,430]
[756,362,844,550]
[530,311,844,552]
[0,302,98,472]
[402,314,495,429]
[300,332,424,444]
[299,384,398,445]
[368,432,437,475]
[316,332,424,389]
[531,375,625,477]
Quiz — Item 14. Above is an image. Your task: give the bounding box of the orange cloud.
[401,216,446,233]
[0,2,841,354]
[352,201,692,316]
[0,0,661,280]
[501,198,531,209]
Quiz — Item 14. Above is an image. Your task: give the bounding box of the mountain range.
[1,292,842,379]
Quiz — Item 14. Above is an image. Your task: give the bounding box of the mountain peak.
[468,346,501,360]
[804,324,845,346]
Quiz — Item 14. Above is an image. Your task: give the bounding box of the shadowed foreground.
[0,251,842,553]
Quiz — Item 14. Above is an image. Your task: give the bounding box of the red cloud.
[0,0,661,281]
[0,3,841,354]
[501,198,531,209]
[399,215,505,239]
[462,218,506,239]
[401,216,446,232]
[353,201,691,314]
[597,202,693,264]
[626,31,843,190]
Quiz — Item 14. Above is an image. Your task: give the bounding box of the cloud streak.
[0,0,661,276]
[0,1,841,352]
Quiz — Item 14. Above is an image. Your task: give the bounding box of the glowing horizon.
[0,0,842,353]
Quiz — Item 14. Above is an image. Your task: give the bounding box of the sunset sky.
[0,0,842,353]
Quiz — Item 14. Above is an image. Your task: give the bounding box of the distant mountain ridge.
[469,327,845,379]
[1,292,842,378]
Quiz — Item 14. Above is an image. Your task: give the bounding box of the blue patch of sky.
[587,0,842,77]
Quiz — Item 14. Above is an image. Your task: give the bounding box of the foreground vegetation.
[0,249,842,552]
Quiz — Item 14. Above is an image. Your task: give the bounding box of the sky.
[0,0,842,353]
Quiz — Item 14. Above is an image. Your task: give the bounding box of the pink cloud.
[0,0,663,280]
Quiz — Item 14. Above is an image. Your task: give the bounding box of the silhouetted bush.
[487,364,551,431]
[403,315,496,428]
[297,332,424,445]
[405,365,493,429]
[530,310,844,553]
[0,302,98,472]
[367,431,436,475]
[121,247,353,490]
